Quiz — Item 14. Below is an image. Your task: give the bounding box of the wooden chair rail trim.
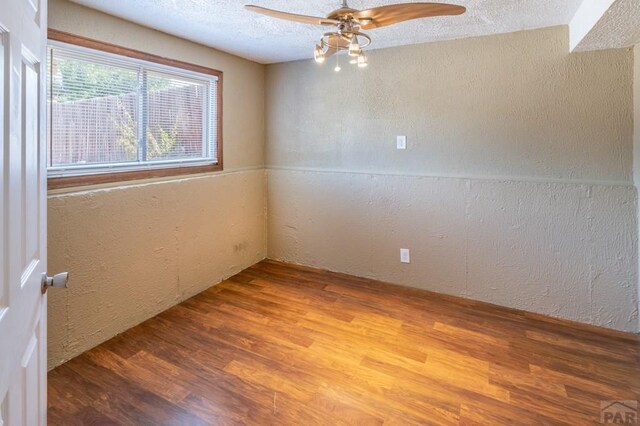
[46,29,224,190]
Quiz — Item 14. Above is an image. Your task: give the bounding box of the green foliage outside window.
[113,104,179,160]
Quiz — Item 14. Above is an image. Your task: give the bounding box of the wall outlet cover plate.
[400,248,410,263]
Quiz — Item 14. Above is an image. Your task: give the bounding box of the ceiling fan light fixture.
[348,35,361,56]
[357,52,368,68]
[245,1,466,71]
[314,44,326,63]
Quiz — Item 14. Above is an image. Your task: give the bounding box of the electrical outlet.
[397,135,407,150]
[400,248,410,263]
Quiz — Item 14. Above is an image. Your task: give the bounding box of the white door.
[0,0,49,424]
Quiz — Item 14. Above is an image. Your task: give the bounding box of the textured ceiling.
[69,0,584,64]
[574,0,640,51]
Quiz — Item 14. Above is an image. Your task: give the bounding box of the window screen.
[47,42,218,177]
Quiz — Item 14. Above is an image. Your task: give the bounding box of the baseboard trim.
[260,258,640,341]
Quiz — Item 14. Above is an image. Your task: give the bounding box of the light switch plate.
[400,248,410,263]
[397,135,407,150]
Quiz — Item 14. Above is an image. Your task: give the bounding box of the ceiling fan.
[246,1,466,70]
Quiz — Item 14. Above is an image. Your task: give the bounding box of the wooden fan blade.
[245,5,340,26]
[353,3,466,29]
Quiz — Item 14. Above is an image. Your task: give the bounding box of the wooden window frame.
[47,29,223,190]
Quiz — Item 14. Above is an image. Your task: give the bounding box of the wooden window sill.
[47,163,222,190]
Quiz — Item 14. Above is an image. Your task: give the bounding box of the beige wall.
[635,44,640,332]
[266,27,639,332]
[632,45,640,188]
[47,0,267,368]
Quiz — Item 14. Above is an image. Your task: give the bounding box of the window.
[46,30,222,189]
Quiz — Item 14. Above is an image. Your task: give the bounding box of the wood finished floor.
[48,260,640,425]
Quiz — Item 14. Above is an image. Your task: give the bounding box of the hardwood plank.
[49,259,640,424]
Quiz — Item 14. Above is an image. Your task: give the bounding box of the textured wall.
[635,44,640,331]
[636,45,640,185]
[266,27,639,332]
[47,0,267,368]
[267,27,631,183]
[48,171,266,368]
